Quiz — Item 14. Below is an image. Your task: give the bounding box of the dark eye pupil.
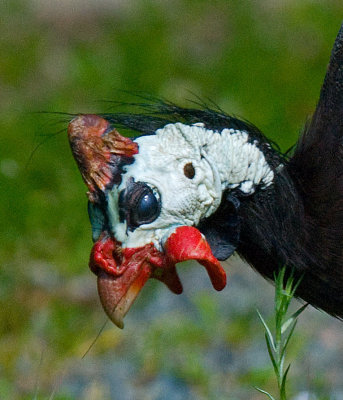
[118,180,161,230]
[136,192,158,221]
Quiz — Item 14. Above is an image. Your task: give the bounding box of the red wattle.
[90,235,126,276]
[164,226,227,291]
[90,233,184,297]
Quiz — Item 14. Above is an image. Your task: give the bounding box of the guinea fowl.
[68,25,343,328]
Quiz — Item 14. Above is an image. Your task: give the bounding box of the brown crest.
[68,114,138,201]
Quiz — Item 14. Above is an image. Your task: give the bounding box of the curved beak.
[91,226,227,329]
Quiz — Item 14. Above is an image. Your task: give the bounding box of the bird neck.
[236,166,310,281]
[203,127,275,196]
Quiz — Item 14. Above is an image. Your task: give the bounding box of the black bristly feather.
[101,99,274,146]
[101,98,282,168]
[237,24,343,318]
[198,192,242,261]
[284,24,343,317]
[95,24,343,318]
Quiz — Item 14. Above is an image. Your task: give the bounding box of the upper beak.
[90,226,227,329]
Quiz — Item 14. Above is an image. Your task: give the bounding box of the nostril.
[112,246,124,268]
[89,235,125,276]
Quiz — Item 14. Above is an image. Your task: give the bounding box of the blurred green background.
[2,0,343,399]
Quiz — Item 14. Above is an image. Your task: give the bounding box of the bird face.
[68,112,273,327]
[111,122,223,248]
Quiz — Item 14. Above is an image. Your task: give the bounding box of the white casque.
[107,122,274,250]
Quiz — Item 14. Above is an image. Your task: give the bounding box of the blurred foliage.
[2,0,343,399]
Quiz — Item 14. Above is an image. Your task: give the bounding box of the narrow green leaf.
[280,320,297,363]
[286,270,294,289]
[292,302,309,319]
[280,353,285,379]
[290,273,304,297]
[281,303,308,334]
[256,309,276,351]
[281,317,293,335]
[274,267,285,311]
[279,295,290,316]
[255,387,277,400]
[265,333,279,377]
[280,364,291,399]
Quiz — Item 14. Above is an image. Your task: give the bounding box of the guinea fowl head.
[68,24,343,327]
[68,107,283,328]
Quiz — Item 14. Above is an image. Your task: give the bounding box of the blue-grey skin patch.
[88,202,106,242]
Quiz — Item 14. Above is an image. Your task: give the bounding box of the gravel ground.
[43,257,343,399]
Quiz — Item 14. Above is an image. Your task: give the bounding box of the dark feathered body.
[240,25,343,317]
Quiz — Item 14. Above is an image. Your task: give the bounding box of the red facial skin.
[90,226,227,328]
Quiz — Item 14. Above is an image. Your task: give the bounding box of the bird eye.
[131,187,160,226]
[184,162,195,179]
[119,180,161,229]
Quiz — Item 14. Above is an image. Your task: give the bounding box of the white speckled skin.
[109,122,274,250]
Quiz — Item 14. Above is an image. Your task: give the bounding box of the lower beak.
[97,265,151,329]
[91,226,227,328]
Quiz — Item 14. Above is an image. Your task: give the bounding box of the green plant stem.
[256,267,308,400]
